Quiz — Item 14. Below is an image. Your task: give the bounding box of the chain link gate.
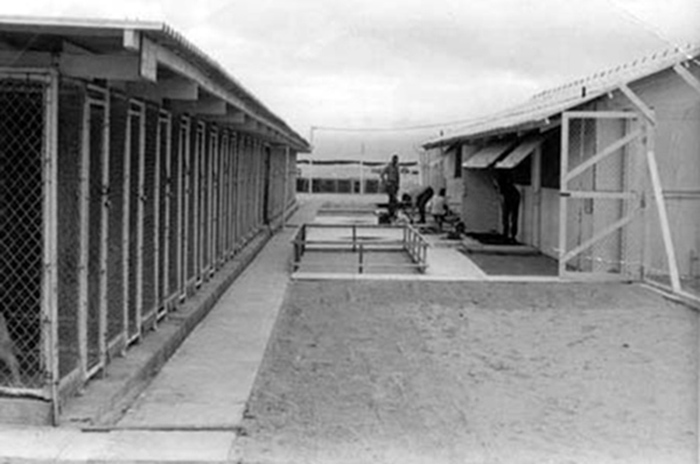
[106,94,127,356]
[0,76,50,392]
[81,89,110,378]
[559,111,646,280]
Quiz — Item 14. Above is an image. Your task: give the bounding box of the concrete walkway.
[114,215,304,430]
[0,202,319,463]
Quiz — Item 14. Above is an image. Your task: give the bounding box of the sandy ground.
[238,280,697,464]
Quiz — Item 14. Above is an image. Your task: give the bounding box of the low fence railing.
[292,223,428,274]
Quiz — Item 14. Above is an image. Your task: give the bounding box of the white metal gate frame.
[559,109,681,290]
[0,70,57,408]
[79,85,110,380]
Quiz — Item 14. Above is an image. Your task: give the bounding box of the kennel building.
[423,43,700,302]
[0,16,309,422]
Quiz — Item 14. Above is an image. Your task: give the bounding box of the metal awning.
[462,141,514,169]
[495,134,544,169]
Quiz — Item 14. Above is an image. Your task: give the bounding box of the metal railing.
[292,223,429,274]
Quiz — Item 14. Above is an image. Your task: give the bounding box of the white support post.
[235,135,242,251]
[644,124,681,292]
[136,104,146,336]
[359,159,364,194]
[122,109,133,351]
[219,133,227,263]
[44,71,60,422]
[98,95,110,374]
[209,129,217,273]
[161,113,172,308]
[78,91,90,380]
[558,114,570,276]
[531,145,542,248]
[283,146,290,228]
[178,118,190,299]
[193,123,202,286]
[308,157,313,193]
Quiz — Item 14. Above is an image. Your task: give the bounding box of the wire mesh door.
[559,111,646,280]
[0,77,48,391]
[125,102,145,343]
[81,93,110,378]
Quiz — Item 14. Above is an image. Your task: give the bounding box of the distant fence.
[296,177,380,194]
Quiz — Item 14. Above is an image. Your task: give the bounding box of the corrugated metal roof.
[0,15,310,152]
[495,134,545,169]
[462,141,515,169]
[424,42,700,149]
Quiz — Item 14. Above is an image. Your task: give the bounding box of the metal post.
[45,71,60,423]
[99,95,110,372]
[645,123,681,291]
[359,243,364,274]
[352,224,357,252]
[283,146,290,228]
[78,91,90,380]
[136,104,146,333]
[558,113,570,276]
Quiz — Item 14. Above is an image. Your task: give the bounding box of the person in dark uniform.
[402,185,434,223]
[494,171,521,242]
[380,154,400,218]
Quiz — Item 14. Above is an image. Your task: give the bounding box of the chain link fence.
[107,94,127,354]
[0,78,46,389]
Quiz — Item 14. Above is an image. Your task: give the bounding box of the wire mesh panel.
[0,78,46,388]
[85,99,107,374]
[106,95,127,351]
[220,133,230,260]
[211,130,221,267]
[141,106,158,326]
[199,127,211,278]
[240,138,251,241]
[56,81,83,381]
[230,133,239,254]
[157,113,172,314]
[174,118,189,297]
[126,104,144,342]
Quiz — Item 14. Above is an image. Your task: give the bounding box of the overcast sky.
[5,0,700,158]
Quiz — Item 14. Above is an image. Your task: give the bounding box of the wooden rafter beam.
[170,97,227,116]
[126,78,198,101]
[619,84,656,125]
[673,63,700,96]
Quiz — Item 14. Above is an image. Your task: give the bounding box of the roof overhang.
[0,15,311,152]
[424,43,700,150]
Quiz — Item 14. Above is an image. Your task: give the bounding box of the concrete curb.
[60,230,273,428]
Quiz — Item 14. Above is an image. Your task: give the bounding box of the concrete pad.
[0,397,52,426]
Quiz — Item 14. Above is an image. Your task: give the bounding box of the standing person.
[494,172,521,242]
[380,154,400,218]
[431,188,449,231]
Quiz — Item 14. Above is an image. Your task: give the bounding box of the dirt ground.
[238,281,697,464]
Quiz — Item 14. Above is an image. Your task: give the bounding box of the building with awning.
[421,42,700,303]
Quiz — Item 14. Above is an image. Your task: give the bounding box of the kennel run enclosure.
[0,54,304,420]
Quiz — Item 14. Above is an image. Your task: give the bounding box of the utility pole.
[308,126,316,194]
